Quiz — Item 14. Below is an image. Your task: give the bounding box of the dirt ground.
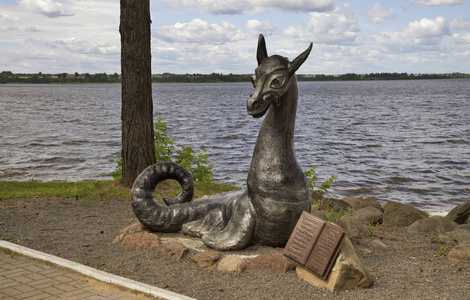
[1,197,469,300]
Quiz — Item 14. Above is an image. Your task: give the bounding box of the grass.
[0,179,239,202]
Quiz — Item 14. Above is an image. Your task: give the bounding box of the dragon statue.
[131,34,313,250]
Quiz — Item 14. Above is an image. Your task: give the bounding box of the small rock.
[448,244,470,261]
[310,209,328,221]
[447,224,470,244]
[191,251,221,269]
[336,216,369,239]
[318,198,352,213]
[352,206,383,225]
[342,197,383,212]
[310,190,325,203]
[383,201,428,227]
[296,236,373,291]
[437,233,455,245]
[217,256,247,274]
[120,231,159,248]
[160,241,189,260]
[445,202,470,225]
[369,239,389,249]
[246,253,295,275]
[408,216,457,234]
[113,222,144,244]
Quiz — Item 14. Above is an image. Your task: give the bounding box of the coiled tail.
[131,162,223,232]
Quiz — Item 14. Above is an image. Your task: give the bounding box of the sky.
[0,0,469,74]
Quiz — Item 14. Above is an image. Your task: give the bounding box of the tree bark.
[120,0,155,187]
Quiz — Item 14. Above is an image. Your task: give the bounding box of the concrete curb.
[0,240,195,300]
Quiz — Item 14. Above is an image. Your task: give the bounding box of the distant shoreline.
[1,71,469,84]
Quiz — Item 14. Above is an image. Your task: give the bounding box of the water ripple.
[1,80,470,212]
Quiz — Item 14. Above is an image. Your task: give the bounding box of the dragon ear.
[257,34,268,65]
[288,42,313,76]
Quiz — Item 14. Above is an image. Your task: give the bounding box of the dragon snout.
[247,92,278,118]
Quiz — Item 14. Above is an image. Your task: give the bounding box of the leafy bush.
[304,165,337,192]
[113,117,213,182]
[325,207,355,223]
[153,116,175,162]
[176,146,213,182]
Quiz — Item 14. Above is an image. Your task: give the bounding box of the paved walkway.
[0,241,194,300]
[0,250,155,300]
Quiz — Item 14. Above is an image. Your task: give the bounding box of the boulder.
[296,237,373,291]
[113,222,144,244]
[342,197,383,212]
[246,253,295,275]
[191,251,221,269]
[120,231,159,248]
[448,244,470,261]
[159,241,189,261]
[336,216,369,239]
[217,256,247,274]
[311,190,325,203]
[310,209,328,221]
[447,224,470,244]
[408,216,457,234]
[369,239,389,249]
[352,206,383,225]
[437,233,456,245]
[445,202,470,224]
[318,198,352,213]
[383,201,428,227]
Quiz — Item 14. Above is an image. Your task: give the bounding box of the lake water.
[1,80,469,212]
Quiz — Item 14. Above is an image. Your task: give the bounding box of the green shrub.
[304,165,337,192]
[176,146,213,182]
[153,116,175,162]
[325,207,355,223]
[113,117,213,182]
[368,222,375,236]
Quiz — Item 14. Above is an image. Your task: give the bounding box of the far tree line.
[1,70,469,84]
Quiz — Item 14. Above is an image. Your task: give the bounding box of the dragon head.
[247,34,312,118]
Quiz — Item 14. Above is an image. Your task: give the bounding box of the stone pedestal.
[296,237,373,291]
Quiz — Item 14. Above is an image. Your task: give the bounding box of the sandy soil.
[1,197,469,299]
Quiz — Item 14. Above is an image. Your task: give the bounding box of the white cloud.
[168,0,245,15]
[246,20,275,36]
[166,0,336,15]
[151,40,254,74]
[0,12,21,22]
[449,17,470,32]
[26,26,41,32]
[409,0,463,6]
[154,19,246,44]
[284,11,359,45]
[0,0,120,72]
[367,4,395,24]
[19,0,75,18]
[257,0,337,12]
[372,17,450,52]
[452,33,470,44]
[403,17,449,37]
[45,37,119,55]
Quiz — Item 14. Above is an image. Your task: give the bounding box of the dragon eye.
[251,76,256,88]
[270,76,285,88]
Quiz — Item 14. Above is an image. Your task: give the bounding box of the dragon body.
[131,35,312,250]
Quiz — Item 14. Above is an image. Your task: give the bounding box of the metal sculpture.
[131,34,312,250]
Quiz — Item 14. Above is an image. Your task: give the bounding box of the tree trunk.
[120,0,155,187]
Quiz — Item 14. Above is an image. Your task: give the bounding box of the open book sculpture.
[131,34,313,250]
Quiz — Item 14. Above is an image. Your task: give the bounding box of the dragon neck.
[247,76,304,189]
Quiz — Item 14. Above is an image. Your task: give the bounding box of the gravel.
[1,197,469,299]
